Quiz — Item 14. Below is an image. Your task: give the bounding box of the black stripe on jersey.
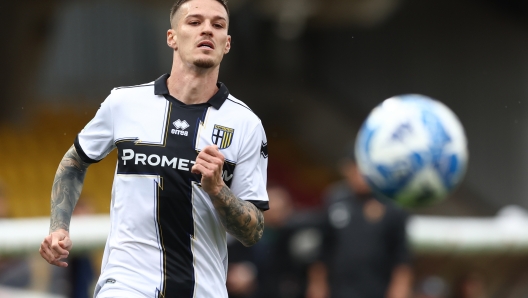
[227,98,253,113]
[74,135,101,164]
[247,200,270,211]
[115,137,139,145]
[153,180,164,295]
[116,102,213,298]
[113,83,154,90]
[160,100,171,146]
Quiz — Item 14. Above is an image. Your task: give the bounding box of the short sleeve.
[229,122,269,210]
[74,95,116,163]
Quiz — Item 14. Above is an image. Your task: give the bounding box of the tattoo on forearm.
[211,185,264,247]
[49,146,90,232]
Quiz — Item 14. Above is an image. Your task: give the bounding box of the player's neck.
[167,61,220,105]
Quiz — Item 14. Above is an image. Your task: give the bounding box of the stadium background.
[1,0,528,297]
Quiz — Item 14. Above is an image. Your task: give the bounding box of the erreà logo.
[172,119,189,136]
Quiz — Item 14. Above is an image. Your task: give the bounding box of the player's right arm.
[39,145,91,267]
[40,92,115,267]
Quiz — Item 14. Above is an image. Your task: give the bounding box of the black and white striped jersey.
[74,74,269,298]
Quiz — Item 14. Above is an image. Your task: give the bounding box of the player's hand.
[39,229,72,267]
[192,145,225,196]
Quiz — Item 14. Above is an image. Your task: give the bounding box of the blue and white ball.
[355,94,468,207]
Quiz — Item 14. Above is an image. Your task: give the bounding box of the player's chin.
[193,58,216,69]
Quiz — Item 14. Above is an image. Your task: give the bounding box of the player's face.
[342,162,371,195]
[168,0,231,69]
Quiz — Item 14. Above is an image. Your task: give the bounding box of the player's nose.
[201,21,213,35]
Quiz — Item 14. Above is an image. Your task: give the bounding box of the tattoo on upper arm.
[212,185,265,247]
[49,145,90,232]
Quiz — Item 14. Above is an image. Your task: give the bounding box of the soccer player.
[39,0,269,297]
[306,150,412,298]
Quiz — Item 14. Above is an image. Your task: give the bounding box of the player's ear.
[167,29,177,50]
[224,35,231,54]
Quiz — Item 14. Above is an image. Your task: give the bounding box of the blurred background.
[1,0,528,297]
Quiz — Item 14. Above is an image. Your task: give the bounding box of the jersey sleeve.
[74,95,116,163]
[229,122,269,210]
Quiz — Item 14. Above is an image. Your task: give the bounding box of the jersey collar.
[154,73,229,109]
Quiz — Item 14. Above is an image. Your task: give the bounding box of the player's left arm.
[192,145,264,247]
[386,210,413,298]
[386,264,413,298]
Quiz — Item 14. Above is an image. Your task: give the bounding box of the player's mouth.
[197,40,215,50]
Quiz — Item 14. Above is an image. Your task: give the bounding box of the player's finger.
[194,154,212,165]
[50,258,69,268]
[200,145,224,159]
[41,235,70,263]
[191,163,212,176]
[40,236,56,262]
[203,144,218,153]
[39,243,53,263]
[194,157,218,171]
[50,235,69,258]
[196,151,223,165]
[195,157,223,176]
[59,238,73,251]
[56,241,70,260]
[191,164,201,175]
[196,152,224,171]
[40,242,66,264]
[202,145,224,159]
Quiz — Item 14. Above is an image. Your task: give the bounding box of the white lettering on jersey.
[178,159,190,171]
[171,129,189,136]
[148,154,160,166]
[136,153,147,165]
[122,149,134,165]
[222,170,233,181]
[171,119,190,136]
[162,156,177,168]
[121,149,196,170]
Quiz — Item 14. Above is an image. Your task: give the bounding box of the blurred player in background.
[0,180,32,289]
[227,183,319,298]
[39,0,269,297]
[451,271,488,298]
[306,146,413,298]
[254,184,308,298]
[226,184,294,298]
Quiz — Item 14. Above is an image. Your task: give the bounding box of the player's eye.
[213,23,224,29]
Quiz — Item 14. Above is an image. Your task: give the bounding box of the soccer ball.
[355,94,468,207]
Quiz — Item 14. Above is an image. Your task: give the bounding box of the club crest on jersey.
[171,119,189,136]
[212,124,234,149]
